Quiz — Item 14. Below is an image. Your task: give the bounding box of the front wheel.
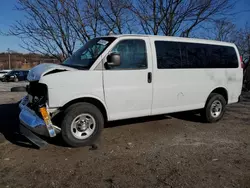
[201,93,226,123]
[14,77,19,82]
[61,102,104,147]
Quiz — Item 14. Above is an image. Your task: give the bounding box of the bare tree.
[66,0,134,43]
[98,0,135,34]
[231,24,250,90]
[202,19,237,42]
[5,0,134,61]
[6,0,78,62]
[214,19,236,41]
[4,0,236,62]
[234,26,250,64]
[63,0,98,44]
[131,0,235,37]
[130,0,168,35]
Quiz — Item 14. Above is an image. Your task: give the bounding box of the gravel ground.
[0,91,250,188]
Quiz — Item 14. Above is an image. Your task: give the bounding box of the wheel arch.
[206,87,228,105]
[61,97,108,122]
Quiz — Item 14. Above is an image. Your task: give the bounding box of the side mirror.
[106,53,121,67]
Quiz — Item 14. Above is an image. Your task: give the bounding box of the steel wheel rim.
[70,113,96,139]
[210,100,222,118]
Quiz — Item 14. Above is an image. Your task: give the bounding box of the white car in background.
[0,69,12,81]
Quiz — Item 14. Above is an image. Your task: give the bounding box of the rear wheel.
[201,93,226,123]
[61,102,104,147]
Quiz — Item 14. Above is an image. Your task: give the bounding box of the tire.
[201,93,226,123]
[11,86,26,92]
[14,77,19,82]
[61,102,104,147]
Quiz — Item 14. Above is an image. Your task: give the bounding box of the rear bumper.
[238,95,242,103]
[19,96,60,137]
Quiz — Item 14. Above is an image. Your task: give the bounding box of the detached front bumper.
[19,96,60,137]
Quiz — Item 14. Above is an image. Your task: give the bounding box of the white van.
[19,34,243,147]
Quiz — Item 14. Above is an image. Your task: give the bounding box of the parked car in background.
[0,69,12,81]
[2,70,29,82]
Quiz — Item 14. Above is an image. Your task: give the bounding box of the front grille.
[27,81,47,97]
[26,81,48,110]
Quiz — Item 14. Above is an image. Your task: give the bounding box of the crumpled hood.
[27,63,76,81]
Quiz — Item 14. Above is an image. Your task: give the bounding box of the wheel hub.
[71,114,96,140]
[210,100,222,118]
[76,120,88,131]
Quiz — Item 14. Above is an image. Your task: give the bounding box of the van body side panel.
[226,46,243,104]
[151,69,217,114]
[227,72,243,104]
[150,38,243,115]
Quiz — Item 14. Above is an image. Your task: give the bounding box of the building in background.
[0,53,60,70]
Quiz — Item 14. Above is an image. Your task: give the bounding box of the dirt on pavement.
[0,91,250,188]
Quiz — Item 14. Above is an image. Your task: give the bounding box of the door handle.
[148,72,152,83]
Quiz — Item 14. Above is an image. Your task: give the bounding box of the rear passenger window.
[155,41,181,69]
[181,43,208,68]
[154,41,238,69]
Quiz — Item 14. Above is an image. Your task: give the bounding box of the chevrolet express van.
[19,34,243,147]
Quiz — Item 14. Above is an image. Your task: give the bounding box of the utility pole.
[7,48,11,69]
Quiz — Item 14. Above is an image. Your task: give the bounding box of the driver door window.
[108,40,147,70]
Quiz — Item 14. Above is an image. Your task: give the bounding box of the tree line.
[5,0,241,60]
[2,0,250,80]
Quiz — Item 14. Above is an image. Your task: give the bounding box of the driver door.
[103,38,153,121]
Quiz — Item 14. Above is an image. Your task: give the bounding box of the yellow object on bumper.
[39,107,56,137]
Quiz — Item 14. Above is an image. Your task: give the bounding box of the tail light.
[240,56,244,69]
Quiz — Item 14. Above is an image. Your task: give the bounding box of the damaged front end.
[19,82,60,138]
[18,63,75,147]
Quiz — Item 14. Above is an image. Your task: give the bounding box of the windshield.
[62,37,116,69]
[6,71,14,76]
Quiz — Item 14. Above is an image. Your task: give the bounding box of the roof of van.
[102,34,236,47]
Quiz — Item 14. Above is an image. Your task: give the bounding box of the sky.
[0,0,250,53]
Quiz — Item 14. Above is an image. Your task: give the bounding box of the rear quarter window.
[208,45,238,68]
